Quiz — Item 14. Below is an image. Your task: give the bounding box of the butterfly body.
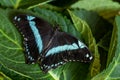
[13,14,93,72]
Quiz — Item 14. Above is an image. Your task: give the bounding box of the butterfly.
[13,14,93,72]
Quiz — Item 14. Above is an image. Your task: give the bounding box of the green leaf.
[0,0,16,8]
[68,10,101,78]
[107,22,117,67]
[71,0,120,20]
[0,0,52,9]
[92,16,120,80]
[0,72,12,80]
[18,0,53,9]
[71,9,113,43]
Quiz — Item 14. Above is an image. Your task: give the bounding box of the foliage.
[0,0,120,80]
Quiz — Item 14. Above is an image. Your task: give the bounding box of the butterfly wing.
[13,14,93,73]
[13,14,54,64]
[40,30,93,72]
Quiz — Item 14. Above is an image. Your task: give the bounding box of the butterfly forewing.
[13,15,39,64]
[13,15,54,64]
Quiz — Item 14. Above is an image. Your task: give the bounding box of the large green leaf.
[92,16,120,80]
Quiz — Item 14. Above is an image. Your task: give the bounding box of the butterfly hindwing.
[40,30,93,72]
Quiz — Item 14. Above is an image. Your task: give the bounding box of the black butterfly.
[13,14,93,72]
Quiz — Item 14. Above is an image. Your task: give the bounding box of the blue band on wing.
[27,16,43,53]
[78,41,86,48]
[46,41,86,56]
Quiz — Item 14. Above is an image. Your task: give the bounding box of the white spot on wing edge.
[14,16,21,21]
[24,38,28,41]
[89,56,93,60]
[14,16,17,20]
[85,53,89,58]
